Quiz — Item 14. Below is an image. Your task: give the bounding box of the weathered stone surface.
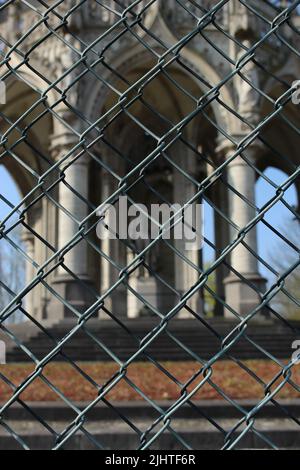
[0,1,298,323]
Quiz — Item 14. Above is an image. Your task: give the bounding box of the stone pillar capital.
[50,133,90,167]
[216,137,264,165]
[21,230,34,245]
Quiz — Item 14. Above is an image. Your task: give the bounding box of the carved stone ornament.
[160,0,228,34]
[60,0,158,31]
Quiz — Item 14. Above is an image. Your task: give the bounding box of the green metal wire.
[0,0,299,450]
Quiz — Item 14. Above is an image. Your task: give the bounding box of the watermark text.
[96,197,204,251]
[0,340,6,364]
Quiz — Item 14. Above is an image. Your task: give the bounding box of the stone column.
[50,141,95,319]
[22,231,35,317]
[173,149,203,318]
[221,143,266,317]
[211,179,230,317]
[57,158,89,276]
[99,169,127,319]
[99,172,113,317]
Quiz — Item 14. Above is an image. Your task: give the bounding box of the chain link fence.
[0,0,300,450]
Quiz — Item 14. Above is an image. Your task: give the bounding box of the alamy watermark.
[96,196,204,251]
[0,340,6,365]
[292,340,300,365]
[292,80,300,105]
[0,80,6,105]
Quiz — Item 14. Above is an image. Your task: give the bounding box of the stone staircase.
[1,400,300,450]
[5,318,300,363]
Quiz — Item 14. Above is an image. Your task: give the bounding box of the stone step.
[2,400,300,421]
[0,400,299,450]
[0,418,299,450]
[6,319,300,362]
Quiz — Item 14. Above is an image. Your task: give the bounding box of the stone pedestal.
[224,273,267,318]
[127,277,158,318]
[50,274,96,320]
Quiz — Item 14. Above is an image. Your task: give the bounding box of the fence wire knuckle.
[0,0,299,451]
